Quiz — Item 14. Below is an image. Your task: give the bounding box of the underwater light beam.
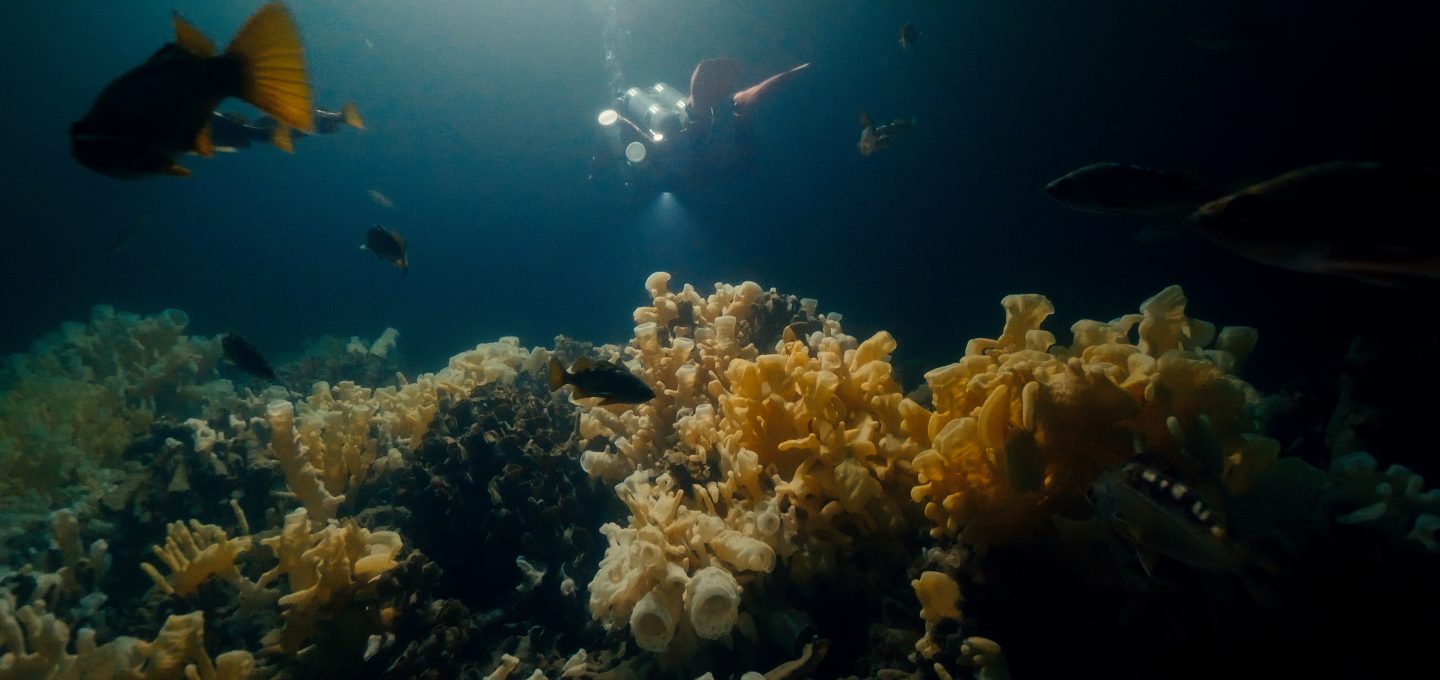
[643,191,693,231]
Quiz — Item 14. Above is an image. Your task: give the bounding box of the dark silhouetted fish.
[1043,163,1217,223]
[1186,162,1440,284]
[899,23,920,50]
[222,332,277,380]
[70,2,314,179]
[548,356,655,405]
[362,225,408,273]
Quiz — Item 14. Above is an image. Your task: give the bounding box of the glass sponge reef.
[1,274,1437,679]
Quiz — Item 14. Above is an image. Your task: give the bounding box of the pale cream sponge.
[628,563,687,652]
[685,566,742,640]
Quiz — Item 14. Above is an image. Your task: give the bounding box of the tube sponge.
[266,399,344,523]
[629,584,683,652]
[708,526,775,573]
[686,566,741,640]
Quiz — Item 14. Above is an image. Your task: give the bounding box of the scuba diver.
[588,59,810,195]
[209,102,364,153]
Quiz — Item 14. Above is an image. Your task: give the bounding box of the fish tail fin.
[172,13,216,57]
[226,2,315,133]
[270,126,294,153]
[341,101,365,129]
[194,120,215,157]
[547,356,569,391]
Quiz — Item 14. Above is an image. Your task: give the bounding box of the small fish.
[1186,162,1440,284]
[1043,163,1217,223]
[362,225,408,273]
[368,189,395,209]
[857,112,916,157]
[547,356,655,405]
[782,319,823,342]
[70,2,314,179]
[1087,458,1241,575]
[222,332,277,380]
[899,22,920,50]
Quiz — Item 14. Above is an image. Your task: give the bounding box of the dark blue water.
[3,0,1436,387]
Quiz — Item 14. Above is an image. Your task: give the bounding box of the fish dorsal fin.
[270,126,293,153]
[227,2,315,133]
[194,120,214,157]
[571,357,594,373]
[342,101,365,129]
[172,12,216,57]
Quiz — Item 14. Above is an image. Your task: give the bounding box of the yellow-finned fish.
[547,356,655,405]
[70,2,315,179]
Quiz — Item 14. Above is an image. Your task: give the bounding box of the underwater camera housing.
[591,83,692,194]
[624,83,689,143]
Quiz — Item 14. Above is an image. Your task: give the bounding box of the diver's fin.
[194,121,215,157]
[226,2,315,133]
[547,356,570,391]
[172,12,216,57]
[270,126,294,153]
[342,101,365,129]
[166,164,191,177]
[731,62,810,116]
